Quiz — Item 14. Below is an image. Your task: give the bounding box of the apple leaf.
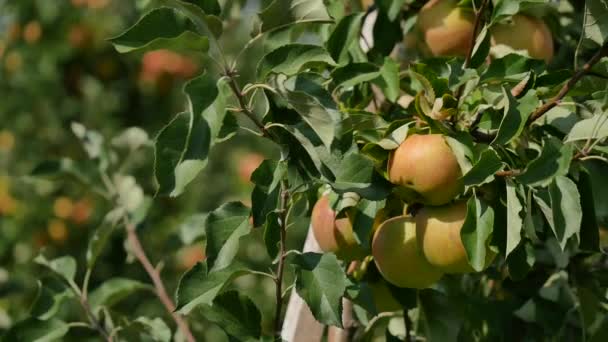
[326,13,365,65]
[565,114,608,142]
[581,0,608,46]
[2,318,70,342]
[34,255,77,284]
[197,291,262,340]
[576,169,601,252]
[418,289,463,342]
[88,278,152,309]
[461,196,495,272]
[292,252,347,327]
[119,317,171,342]
[463,148,504,187]
[109,8,209,54]
[155,75,231,197]
[492,88,538,145]
[30,278,74,320]
[205,202,252,272]
[516,137,573,187]
[175,262,251,314]
[505,180,524,257]
[257,44,336,79]
[259,0,333,34]
[547,176,582,250]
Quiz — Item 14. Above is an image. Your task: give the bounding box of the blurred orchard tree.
[2,0,608,341]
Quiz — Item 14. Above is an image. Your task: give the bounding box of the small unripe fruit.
[372,216,443,288]
[23,21,42,44]
[311,196,364,261]
[490,14,554,63]
[388,134,462,206]
[418,0,475,56]
[53,197,74,219]
[416,201,495,273]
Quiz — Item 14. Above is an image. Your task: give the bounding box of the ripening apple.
[388,134,463,206]
[372,216,443,288]
[417,0,475,56]
[311,196,365,261]
[490,14,554,63]
[416,201,496,273]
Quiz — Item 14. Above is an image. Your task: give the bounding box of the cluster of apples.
[312,134,496,291]
[364,0,554,62]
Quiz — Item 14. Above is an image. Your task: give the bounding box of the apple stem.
[527,42,608,124]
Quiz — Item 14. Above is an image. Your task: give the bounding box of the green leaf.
[2,318,69,342]
[89,278,151,309]
[480,54,545,84]
[35,255,77,284]
[175,262,250,314]
[583,160,608,225]
[492,89,538,145]
[263,212,281,260]
[516,137,574,187]
[259,0,333,34]
[250,159,282,228]
[331,63,381,90]
[86,213,118,268]
[30,278,74,320]
[205,202,251,271]
[292,252,347,327]
[331,151,391,200]
[119,317,171,342]
[326,13,365,65]
[491,0,547,23]
[375,57,400,102]
[547,176,583,250]
[577,168,601,252]
[155,75,230,197]
[284,90,339,148]
[565,114,608,142]
[581,0,608,46]
[109,8,209,54]
[418,289,463,342]
[460,196,495,272]
[469,26,491,69]
[197,291,262,340]
[257,44,335,79]
[160,0,223,37]
[182,0,221,15]
[505,180,523,257]
[506,241,535,280]
[462,148,504,187]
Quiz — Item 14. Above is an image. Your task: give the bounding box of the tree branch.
[527,42,608,124]
[456,0,489,100]
[464,0,489,70]
[225,69,269,136]
[125,221,196,342]
[273,179,290,337]
[495,169,522,177]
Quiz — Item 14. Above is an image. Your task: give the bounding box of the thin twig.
[273,179,290,337]
[528,42,608,124]
[463,0,489,70]
[495,169,522,177]
[403,309,413,342]
[225,69,268,135]
[124,221,196,342]
[456,0,489,100]
[67,281,111,341]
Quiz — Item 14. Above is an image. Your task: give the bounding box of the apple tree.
[9,0,608,341]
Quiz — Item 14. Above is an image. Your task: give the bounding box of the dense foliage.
[3,0,608,341]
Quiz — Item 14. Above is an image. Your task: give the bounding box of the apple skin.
[491,14,554,63]
[311,196,365,261]
[388,134,463,206]
[418,0,475,56]
[372,216,443,289]
[416,201,496,273]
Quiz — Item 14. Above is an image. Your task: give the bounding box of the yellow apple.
[388,134,463,206]
[416,201,495,273]
[490,14,554,63]
[417,0,475,56]
[311,196,365,261]
[372,216,443,288]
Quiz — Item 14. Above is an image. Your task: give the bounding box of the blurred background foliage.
[0,0,303,339]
